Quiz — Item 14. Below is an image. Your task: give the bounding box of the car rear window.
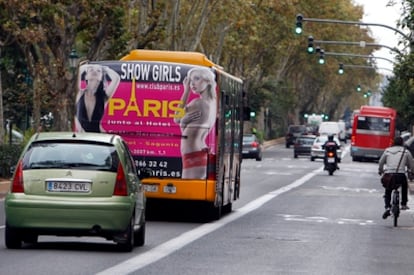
[243,135,255,142]
[289,126,306,133]
[298,138,314,144]
[22,141,119,172]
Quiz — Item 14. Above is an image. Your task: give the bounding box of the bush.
[0,144,23,178]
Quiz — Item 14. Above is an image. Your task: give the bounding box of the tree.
[381,0,414,129]
[0,0,387,139]
[0,1,129,131]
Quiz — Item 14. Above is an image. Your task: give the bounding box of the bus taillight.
[207,153,217,180]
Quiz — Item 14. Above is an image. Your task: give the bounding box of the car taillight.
[251,141,258,148]
[113,162,128,196]
[11,161,24,193]
[207,153,216,180]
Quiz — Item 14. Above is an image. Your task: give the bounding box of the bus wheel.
[223,202,232,214]
[202,202,221,222]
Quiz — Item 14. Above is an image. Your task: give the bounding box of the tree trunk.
[0,47,4,144]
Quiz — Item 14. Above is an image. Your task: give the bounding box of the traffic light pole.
[298,15,411,44]
[314,40,401,55]
[324,51,395,64]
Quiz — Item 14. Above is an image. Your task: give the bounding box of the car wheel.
[310,156,315,161]
[118,217,134,252]
[5,222,22,249]
[294,154,298,158]
[256,154,262,161]
[134,215,146,247]
[23,233,38,244]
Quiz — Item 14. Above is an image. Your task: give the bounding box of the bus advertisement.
[350,105,397,161]
[74,50,244,219]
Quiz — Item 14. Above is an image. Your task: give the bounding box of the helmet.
[328,134,334,141]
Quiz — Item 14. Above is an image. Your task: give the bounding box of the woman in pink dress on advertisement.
[174,67,217,179]
[75,64,120,133]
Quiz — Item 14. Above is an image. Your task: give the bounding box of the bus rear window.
[357,116,390,132]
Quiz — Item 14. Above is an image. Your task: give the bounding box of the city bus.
[74,50,244,219]
[350,105,397,161]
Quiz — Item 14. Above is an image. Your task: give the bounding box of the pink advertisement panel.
[75,61,217,179]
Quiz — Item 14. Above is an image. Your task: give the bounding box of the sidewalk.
[0,178,10,199]
[263,137,284,149]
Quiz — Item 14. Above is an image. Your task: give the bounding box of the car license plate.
[242,151,248,154]
[327,157,335,163]
[46,181,91,193]
[163,185,176,194]
[144,184,159,192]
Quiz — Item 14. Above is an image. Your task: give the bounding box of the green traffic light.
[318,49,325,64]
[338,64,344,74]
[295,14,303,35]
[307,36,314,54]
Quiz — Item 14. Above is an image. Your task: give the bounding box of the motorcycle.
[323,143,339,176]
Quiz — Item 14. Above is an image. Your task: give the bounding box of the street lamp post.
[69,49,79,73]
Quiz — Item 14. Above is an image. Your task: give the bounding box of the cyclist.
[378,136,414,219]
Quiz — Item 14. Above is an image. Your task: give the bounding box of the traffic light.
[338,63,344,74]
[307,36,314,54]
[250,111,256,118]
[356,84,361,92]
[295,14,303,34]
[364,90,372,98]
[318,49,325,64]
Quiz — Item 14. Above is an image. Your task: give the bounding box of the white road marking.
[95,167,323,275]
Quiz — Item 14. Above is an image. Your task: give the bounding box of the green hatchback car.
[4,132,146,251]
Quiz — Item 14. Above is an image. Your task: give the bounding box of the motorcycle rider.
[322,134,340,170]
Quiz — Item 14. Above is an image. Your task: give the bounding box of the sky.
[352,0,406,75]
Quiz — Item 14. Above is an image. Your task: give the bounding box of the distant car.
[4,132,147,251]
[294,135,317,158]
[310,135,342,162]
[242,134,263,161]
[285,125,308,148]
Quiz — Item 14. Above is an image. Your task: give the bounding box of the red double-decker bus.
[351,105,397,161]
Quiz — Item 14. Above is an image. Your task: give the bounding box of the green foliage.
[0,145,22,178]
[381,0,414,129]
[0,0,404,140]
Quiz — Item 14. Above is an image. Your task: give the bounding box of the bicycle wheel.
[392,190,400,227]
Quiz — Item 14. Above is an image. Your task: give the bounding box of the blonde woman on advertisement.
[174,67,217,179]
[75,64,120,133]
